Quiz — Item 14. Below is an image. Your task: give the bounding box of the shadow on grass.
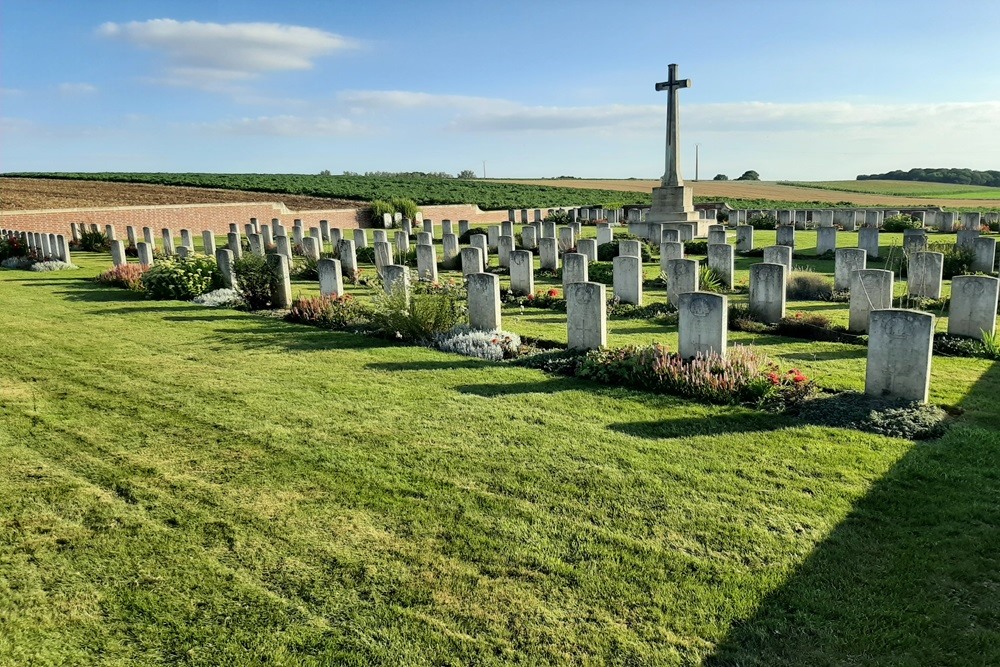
[609,411,788,439]
[774,348,866,361]
[705,362,1000,666]
[609,326,673,336]
[366,360,495,371]
[455,377,585,396]
[209,321,399,353]
[51,279,148,303]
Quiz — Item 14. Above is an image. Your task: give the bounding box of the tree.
[736,170,760,181]
[318,169,332,176]
[713,174,728,181]
[456,169,477,179]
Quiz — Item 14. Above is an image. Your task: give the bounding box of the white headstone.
[678,292,728,359]
[539,237,559,270]
[707,243,734,289]
[865,309,934,403]
[566,282,607,350]
[467,273,501,330]
[948,275,1000,339]
[318,258,344,297]
[461,246,485,276]
[509,250,534,296]
[834,248,866,291]
[750,263,786,323]
[665,258,698,306]
[849,269,893,333]
[416,244,438,282]
[907,251,944,299]
[563,252,589,287]
[613,254,643,304]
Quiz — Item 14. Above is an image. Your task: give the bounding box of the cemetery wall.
[0,201,510,237]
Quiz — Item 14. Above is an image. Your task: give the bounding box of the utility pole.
[695,143,700,182]
[482,160,487,178]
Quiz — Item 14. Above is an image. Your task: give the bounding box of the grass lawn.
[1,233,998,665]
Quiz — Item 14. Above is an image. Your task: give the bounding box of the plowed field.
[0,177,364,211]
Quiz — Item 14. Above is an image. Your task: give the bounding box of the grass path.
[0,250,997,665]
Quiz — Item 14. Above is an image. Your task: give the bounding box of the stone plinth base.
[630,184,707,240]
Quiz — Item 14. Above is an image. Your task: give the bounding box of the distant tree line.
[713,170,759,181]
[857,167,1000,187]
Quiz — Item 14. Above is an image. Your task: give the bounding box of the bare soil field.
[0,178,364,211]
[493,179,1000,208]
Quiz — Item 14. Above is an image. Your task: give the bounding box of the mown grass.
[1,240,998,665]
[781,179,1000,200]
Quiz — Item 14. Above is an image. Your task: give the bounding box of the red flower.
[526,293,535,301]
[767,372,780,385]
[793,373,807,383]
[547,288,559,297]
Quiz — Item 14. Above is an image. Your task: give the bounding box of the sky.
[2,0,999,181]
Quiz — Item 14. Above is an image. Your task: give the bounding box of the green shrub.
[748,213,777,230]
[293,256,320,280]
[596,236,653,262]
[699,266,725,293]
[775,312,860,344]
[356,246,377,264]
[727,303,770,333]
[458,227,489,244]
[286,294,371,329]
[794,391,948,439]
[862,402,948,439]
[78,230,111,252]
[369,200,395,225]
[140,256,222,300]
[544,209,570,223]
[0,234,29,261]
[587,261,614,285]
[370,279,466,341]
[606,299,676,320]
[97,264,148,291]
[233,253,277,310]
[882,214,922,233]
[511,349,586,376]
[932,332,1000,360]
[576,343,813,408]
[787,270,834,300]
[684,240,708,255]
[929,242,975,279]
[390,197,420,220]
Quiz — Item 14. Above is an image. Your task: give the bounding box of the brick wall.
[0,201,513,237]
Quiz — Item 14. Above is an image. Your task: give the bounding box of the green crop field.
[2,226,998,665]
[780,179,1000,199]
[3,172,656,210]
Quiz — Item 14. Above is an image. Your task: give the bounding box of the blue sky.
[2,0,999,180]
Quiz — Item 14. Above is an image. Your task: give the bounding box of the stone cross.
[655,63,691,187]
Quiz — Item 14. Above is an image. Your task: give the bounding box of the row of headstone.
[1,228,72,264]
[725,208,997,233]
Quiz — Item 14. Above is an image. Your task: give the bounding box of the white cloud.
[338,90,511,113]
[98,19,358,90]
[57,82,98,95]
[686,101,1000,132]
[344,91,999,136]
[199,115,365,137]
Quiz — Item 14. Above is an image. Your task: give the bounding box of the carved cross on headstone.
[655,63,691,188]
